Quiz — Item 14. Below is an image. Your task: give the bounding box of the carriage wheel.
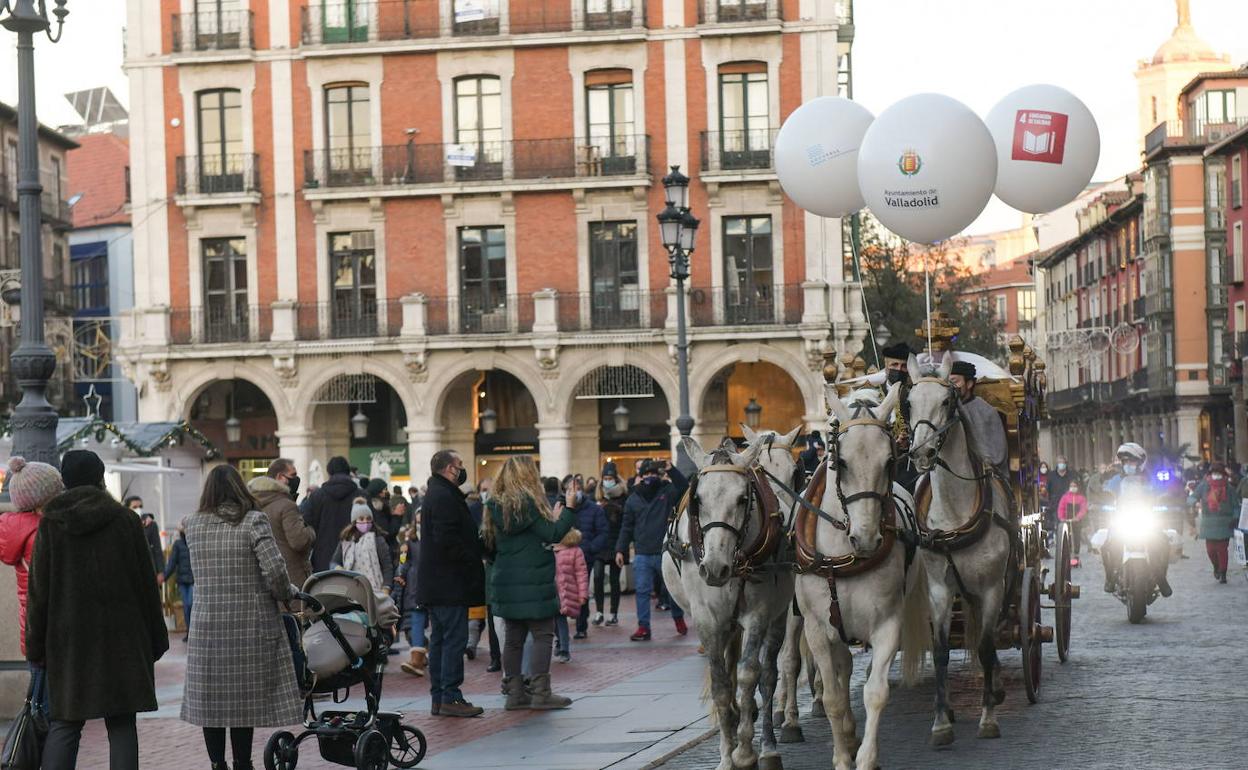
[388,724,427,768]
[353,729,389,770]
[1020,567,1043,704]
[1054,524,1073,663]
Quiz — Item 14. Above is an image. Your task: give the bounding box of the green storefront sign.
[349,445,410,479]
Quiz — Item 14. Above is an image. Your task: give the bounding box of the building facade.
[119,0,867,484]
[0,102,77,415]
[961,254,1035,341]
[1208,115,1248,461]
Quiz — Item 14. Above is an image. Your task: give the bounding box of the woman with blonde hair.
[483,455,574,709]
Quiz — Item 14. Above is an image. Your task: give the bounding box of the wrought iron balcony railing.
[293,299,405,340]
[170,304,273,345]
[690,284,803,327]
[423,294,536,335]
[171,10,255,52]
[555,289,668,331]
[175,154,261,197]
[699,129,777,174]
[697,0,781,24]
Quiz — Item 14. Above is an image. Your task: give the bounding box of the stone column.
[275,428,318,483]
[407,425,445,489]
[537,422,574,480]
[1175,406,1202,463]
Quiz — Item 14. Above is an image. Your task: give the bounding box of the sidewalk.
[70,602,711,769]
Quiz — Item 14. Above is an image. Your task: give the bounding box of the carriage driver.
[881,342,922,492]
[948,360,1008,479]
[1101,442,1173,597]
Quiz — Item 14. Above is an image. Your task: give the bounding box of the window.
[459,226,507,332]
[1235,302,1246,338]
[1193,89,1237,126]
[330,231,377,338]
[453,76,503,180]
[194,0,244,49]
[584,0,634,30]
[586,70,635,173]
[321,0,369,43]
[201,237,249,342]
[723,216,774,324]
[994,295,1008,324]
[718,0,768,22]
[589,222,639,328]
[71,251,109,313]
[50,157,62,204]
[718,64,770,169]
[1017,288,1036,324]
[452,0,500,36]
[196,89,244,192]
[1150,96,1158,124]
[1233,154,1243,209]
[1234,222,1245,284]
[325,84,371,184]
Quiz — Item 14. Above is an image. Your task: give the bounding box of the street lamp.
[658,166,698,471]
[224,415,242,446]
[480,407,498,435]
[744,398,762,430]
[613,401,630,433]
[350,405,369,440]
[2,0,70,466]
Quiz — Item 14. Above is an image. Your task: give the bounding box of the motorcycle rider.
[1101,442,1173,597]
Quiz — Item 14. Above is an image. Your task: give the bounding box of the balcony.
[1144,117,1248,156]
[690,284,803,327]
[302,136,649,194]
[293,300,405,340]
[170,304,273,345]
[171,10,255,53]
[700,130,776,175]
[1144,289,1173,316]
[1132,296,1145,320]
[300,0,645,45]
[424,294,535,335]
[555,289,668,332]
[698,0,782,24]
[175,154,261,199]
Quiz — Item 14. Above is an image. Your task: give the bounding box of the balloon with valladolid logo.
[857,93,997,243]
[774,96,875,218]
[985,84,1101,214]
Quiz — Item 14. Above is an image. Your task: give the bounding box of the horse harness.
[793,413,904,644]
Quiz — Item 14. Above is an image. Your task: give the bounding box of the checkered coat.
[180,506,302,727]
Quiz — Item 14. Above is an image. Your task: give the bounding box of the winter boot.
[233,763,254,770]
[527,673,572,710]
[503,675,531,710]
[401,647,427,677]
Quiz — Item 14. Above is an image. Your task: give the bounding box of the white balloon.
[857,93,997,244]
[774,97,874,218]
[986,84,1100,214]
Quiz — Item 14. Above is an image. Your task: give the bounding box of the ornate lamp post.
[2,0,69,466]
[658,166,698,469]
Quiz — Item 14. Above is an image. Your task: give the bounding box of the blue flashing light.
[1155,470,1171,482]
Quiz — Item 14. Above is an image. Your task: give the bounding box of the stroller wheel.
[263,730,299,770]
[389,724,428,768]
[354,729,389,770]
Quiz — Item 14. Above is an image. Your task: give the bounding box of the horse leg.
[777,615,804,743]
[856,620,901,770]
[803,625,854,770]
[704,631,740,770]
[976,583,1005,739]
[731,620,766,770]
[928,575,956,747]
[831,642,859,757]
[808,652,825,717]
[757,618,787,770]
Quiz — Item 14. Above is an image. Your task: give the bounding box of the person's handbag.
[1,670,49,770]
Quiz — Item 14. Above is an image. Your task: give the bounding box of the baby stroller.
[264,571,426,770]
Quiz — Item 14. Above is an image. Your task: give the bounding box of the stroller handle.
[293,591,324,614]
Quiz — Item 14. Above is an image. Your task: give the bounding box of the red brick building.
[120,0,865,487]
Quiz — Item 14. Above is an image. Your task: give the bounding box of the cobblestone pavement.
[657,534,1248,770]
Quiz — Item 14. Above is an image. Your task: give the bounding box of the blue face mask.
[1123,464,1138,475]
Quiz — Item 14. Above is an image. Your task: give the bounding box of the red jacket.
[0,510,40,654]
[554,545,588,618]
[1057,492,1088,522]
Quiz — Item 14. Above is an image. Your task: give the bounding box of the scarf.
[342,533,386,595]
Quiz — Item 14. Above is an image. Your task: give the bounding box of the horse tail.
[901,565,931,687]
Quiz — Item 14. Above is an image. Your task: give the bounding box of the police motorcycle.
[1093,443,1177,624]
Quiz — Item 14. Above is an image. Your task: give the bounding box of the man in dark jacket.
[562,475,607,639]
[29,450,169,768]
[126,496,166,580]
[250,458,315,589]
[615,459,688,641]
[302,456,361,572]
[365,477,400,558]
[416,449,486,718]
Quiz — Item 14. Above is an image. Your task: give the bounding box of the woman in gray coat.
[181,465,302,770]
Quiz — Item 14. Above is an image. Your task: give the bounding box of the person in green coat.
[1190,461,1238,583]
[482,456,574,710]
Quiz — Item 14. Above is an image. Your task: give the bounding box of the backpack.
[1205,476,1229,514]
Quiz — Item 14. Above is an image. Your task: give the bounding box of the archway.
[188,379,279,479]
[701,361,807,444]
[308,374,411,486]
[568,365,672,480]
[439,369,541,485]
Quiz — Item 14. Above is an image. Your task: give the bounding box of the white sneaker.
[592,612,604,626]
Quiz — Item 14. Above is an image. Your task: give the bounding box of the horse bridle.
[685,452,779,569]
[906,375,993,483]
[825,409,897,533]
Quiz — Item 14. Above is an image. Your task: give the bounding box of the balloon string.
[924,252,933,361]
[855,223,879,370]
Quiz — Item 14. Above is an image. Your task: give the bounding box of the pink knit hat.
[7,457,65,512]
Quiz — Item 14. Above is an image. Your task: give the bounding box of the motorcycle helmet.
[1116,442,1147,467]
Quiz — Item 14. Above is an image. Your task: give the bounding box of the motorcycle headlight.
[1112,506,1158,536]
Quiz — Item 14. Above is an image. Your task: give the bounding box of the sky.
[2,0,1248,235]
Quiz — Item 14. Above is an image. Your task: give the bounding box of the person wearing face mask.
[561,474,607,640]
[249,458,315,590]
[331,498,394,597]
[1189,461,1238,583]
[592,462,627,626]
[1046,456,1074,523]
[1102,442,1172,596]
[881,343,922,492]
[416,449,486,718]
[303,456,364,573]
[615,459,689,641]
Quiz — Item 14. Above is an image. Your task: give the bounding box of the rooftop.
[67,131,130,229]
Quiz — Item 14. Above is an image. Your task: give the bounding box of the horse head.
[741,423,803,501]
[905,352,957,473]
[681,435,764,587]
[824,381,901,555]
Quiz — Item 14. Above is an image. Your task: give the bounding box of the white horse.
[795,382,929,770]
[663,428,799,770]
[905,353,1012,745]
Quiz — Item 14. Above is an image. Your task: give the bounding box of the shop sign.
[349,445,410,479]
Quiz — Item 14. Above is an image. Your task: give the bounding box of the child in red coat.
[0,457,65,656]
[1057,481,1089,560]
[553,528,588,663]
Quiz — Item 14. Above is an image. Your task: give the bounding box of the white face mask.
[1211,474,1224,481]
